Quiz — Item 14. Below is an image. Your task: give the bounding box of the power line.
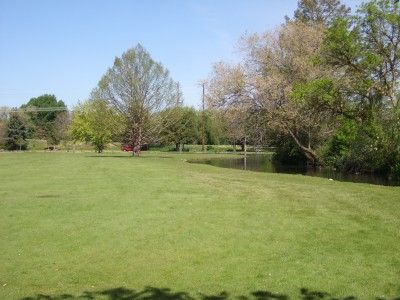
[0,107,71,113]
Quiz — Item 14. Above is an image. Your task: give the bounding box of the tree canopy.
[69,98,123,153]
[207,20,331,163]
[205,0,400,179]
[293,0,351,24]
[96,44,182,156]
[159,107,200,152]
[5,113,28,150]
[20,94,67,145]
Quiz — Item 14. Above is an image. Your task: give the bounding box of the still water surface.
[190,154,399,186]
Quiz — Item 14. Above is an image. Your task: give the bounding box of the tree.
[292,0,351,25]
[54,111,71,146]
[159,107,200,152]
[0,107,9,148]
[214,107,249,152]
[360,0,400,110]
[322,0,400,110]
[69,99,123,153]
[97,44,182,156]
[203,109,226,145]
[205,62,254,151]
[21,94,67,145]
[208,21,335,164]
[318,0,400,176]
[6,113,28,150]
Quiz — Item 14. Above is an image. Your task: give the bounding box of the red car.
[121,146,133,151]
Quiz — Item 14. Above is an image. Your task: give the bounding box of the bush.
[321,116,398,176]
[273,137,307,165]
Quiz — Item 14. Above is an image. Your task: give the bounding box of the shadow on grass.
[21,286,400,300]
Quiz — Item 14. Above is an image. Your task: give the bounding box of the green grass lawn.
[0,152,399,300]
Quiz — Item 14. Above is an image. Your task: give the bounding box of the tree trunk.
[286,126,319,165]
[132,129,143,157]
[176,142,183,153]
[133,142,141,156]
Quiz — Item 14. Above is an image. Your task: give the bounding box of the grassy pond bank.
[0,152,399,299]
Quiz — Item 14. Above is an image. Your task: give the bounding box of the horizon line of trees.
[0,94,69,151]
[0,101,250,152]
[1,0,399,180]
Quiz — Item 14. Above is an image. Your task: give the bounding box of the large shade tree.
[207,21,332,163]
[206,0,351,164]
[321,0,400,111]
[20,94,66,145]
[317,0,400,175]
[96,44,182,156]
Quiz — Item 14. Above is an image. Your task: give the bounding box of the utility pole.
[202,82,205,152]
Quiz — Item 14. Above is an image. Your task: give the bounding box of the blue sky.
[0,0,364,109]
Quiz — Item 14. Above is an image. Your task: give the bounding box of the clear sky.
[0,0,364,109]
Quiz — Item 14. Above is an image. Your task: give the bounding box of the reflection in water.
[191,154,398,186]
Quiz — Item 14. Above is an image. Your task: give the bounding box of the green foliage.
[321,16,383,113]
[292,77,344,110]
[159,108,230,149]
[205,145,233,153]
[159,107,200,151]
[326,118,357,156]
[322,114,400,177]
[304,0,400,178]
[69,99,123,153]
[273,134,308,164]
[0,111,8,148]
[322,17,362,66]
[203,110,227,145]
[21,94,65,124]
[5,113,28,150]
[322,0,400,108]
[293,0,351,25]
[26,139,48,150]
[20,94,66,144]
[390,160,400,179]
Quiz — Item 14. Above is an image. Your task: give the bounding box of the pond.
[190,154,399,186]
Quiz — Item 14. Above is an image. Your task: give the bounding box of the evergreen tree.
[6,113,27,150]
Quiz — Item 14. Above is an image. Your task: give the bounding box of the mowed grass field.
[0,152,399,300]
